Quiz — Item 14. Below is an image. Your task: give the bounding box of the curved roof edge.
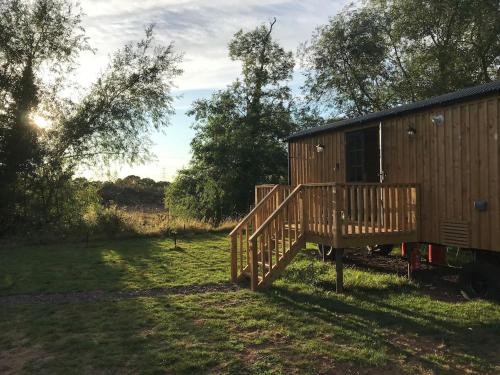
[288,80,500,141]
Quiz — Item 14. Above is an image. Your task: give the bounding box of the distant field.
[1,233,499,374]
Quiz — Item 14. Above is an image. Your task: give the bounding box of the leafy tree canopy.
[0,0,182,233]
[301,0,500,117]
[167,20,313,224]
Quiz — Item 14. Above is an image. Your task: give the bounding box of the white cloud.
[77,0,352,90]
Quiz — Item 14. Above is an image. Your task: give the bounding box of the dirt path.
[1,253,469,306]
[0,283,240,306]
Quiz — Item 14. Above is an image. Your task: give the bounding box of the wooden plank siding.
[289,93,500,252]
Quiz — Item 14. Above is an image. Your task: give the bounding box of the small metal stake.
[172,230,177,248]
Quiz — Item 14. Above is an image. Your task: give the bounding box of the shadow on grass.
[260,283,499,374]
[2,236,499,374]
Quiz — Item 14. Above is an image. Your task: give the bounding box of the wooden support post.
[230,235,237,283]
[250,238,259,291]
[335,248,344,293]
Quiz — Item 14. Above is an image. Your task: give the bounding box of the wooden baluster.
[383,187,389,233]
[350,186,355,234]
[363,186,368,234]
[397,186,402,232]
[343,186,347,234]
[410,187,414,231]
[401,186,407,232]
[376,186,381,234]
[281,210,286,259]
[409,186,413,230]
[324,186,328,235]
[318,187,322,234]
[250,238,258,290]
[312,188,316,234]
[275,214,280,264]
[309,188,313,234]
[268,224,273,273]
[370,186,375,233]
[357,187,362,234]
[313,187,321,234]
[411,187,420,231]
[245,223,250,267]
[326,186,331,236]
[395,185,403,232]
[331,186,336,235]
[287,204,291,249]
[302,189,308,236]
[415,186,420,237]
[323,187,327,236]
[239,228,243,272]
[390,186,396,232]
[407,187,411,231]
[295,194,299,240]
[304,188,309,233]
[388,186,392,232]
[260,235,265,280]
[315,187,318,234]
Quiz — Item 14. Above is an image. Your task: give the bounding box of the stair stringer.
[258,235,306,289]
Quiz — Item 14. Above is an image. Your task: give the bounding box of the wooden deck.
[230,183,420,290]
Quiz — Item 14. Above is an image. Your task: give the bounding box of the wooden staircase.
[230,182,420,291]
[230,185,305,290]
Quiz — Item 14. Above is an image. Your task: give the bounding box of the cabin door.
[345,127,380,183]
[345,127,383,224]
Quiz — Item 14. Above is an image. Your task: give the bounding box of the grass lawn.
[1,233,499,374]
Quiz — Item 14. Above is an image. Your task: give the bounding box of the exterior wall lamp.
[407,126,417,136]
[316,144,325,153]
[431,114,444,126]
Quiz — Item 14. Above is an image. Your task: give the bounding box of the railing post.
[301,187,307,236]
[333,185,343,247]
[415,185,421,241]
[230,234,237,283]
[250,238,259,291]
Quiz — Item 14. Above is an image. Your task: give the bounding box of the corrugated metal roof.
[288,80,500,141]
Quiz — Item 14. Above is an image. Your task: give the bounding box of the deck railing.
[230,184,292,282]
[338,183,419,237]
[247,185,305,290]
[231,182,419,289]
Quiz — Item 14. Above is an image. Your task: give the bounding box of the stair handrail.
[229,184,280,236]
[249,184,304,242]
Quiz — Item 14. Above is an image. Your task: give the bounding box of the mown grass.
[0,233,499,374]
[0,232,229,295]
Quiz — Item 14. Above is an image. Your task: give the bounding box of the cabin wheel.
[367,244,393,256]
[459,262,496,300]
[317,243,336,261]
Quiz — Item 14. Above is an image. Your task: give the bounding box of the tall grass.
[1,206,237,247]
[118,209,236,236]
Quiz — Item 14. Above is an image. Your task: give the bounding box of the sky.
[75,0,353,181]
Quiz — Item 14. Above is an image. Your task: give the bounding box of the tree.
[301,0,500,117]
[58,25,182,167]
[167,20,301,224]
[99,175,169,208]
[0,0,182,234]
[0,0,87,188]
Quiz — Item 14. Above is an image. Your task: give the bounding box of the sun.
[31,114,52,129]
